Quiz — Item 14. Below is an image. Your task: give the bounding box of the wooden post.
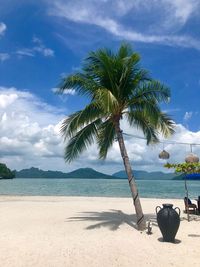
[184,175,189,222]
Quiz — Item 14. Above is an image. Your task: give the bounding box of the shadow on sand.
[157,237,181,244]
[188,234,200,237]
[67,209,158,231]
[181,215,200,222]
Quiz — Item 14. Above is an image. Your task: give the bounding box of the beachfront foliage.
[0,163,15,179]
[165,162,200,174]
[58,43,174,230]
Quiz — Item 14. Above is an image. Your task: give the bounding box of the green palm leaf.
[94,88,119,114]
[97,119,116,159]
[64,119,101,162]
[126,111,159,144]
[131,81,170,103]
[156,112,175,137]
[59,73,101,98]
[60,102,104,139]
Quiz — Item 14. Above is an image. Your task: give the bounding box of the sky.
[0,0,200,174]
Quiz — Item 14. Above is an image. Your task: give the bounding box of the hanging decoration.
[123,132,200,162]
[159,144,170,159]
[185,153,199,163]
[159,150,170,159]
[185,144,199,163]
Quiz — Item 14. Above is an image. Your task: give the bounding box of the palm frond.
[126,111,159,144]
[117,63,145,99]
[58,73,100,98]
[126,110,174,144]
[156,112,175,138]
[131,81,170,104]
[117,45,150,99]
[60,102,104,139]
[64,119,101,162]
[118,43,133,59]
[84,49,116,94]
[131,69,150,89]
[97,119,116,159]
[128,98,161,119]
[94,88,119,114]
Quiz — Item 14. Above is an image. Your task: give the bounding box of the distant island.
[113,170,181,180]
[15,167,117,179]
[0,163,15,179]
[12,166,184,180]
[113,170,200,180]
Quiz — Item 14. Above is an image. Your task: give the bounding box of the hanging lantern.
[159,150,170,159]
[185,144,199,163]
[185,153,199,163]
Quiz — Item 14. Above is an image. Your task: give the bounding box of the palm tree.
[58,44,174,230]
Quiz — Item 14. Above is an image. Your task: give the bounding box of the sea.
[0,178,200,199]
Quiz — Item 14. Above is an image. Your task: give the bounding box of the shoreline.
[0,194,185,199]
[0,196,199,267]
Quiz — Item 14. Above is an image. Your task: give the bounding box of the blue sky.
[0,0,200,173]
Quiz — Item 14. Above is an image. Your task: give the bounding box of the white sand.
[0,196,199,267]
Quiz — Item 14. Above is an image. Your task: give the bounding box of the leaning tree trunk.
[115,122,146,231]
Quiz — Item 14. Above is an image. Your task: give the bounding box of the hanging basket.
[185,153,199,163]
[159,150,170,159]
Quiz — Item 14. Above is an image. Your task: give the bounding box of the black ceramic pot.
[156,204,180,242]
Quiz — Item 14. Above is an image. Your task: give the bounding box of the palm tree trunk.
[115,121,146,231]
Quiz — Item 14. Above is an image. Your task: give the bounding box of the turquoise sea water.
[0,178,200,199]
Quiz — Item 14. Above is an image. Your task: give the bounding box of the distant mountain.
[113,170,181,180]
[66,168,115,179]
[14,167,183,180]
[15,167,117,179]
[15,167,68,179]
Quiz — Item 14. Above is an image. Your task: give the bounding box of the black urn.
[156,204,180,242]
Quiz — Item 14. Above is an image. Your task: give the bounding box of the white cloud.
[166,0,198,25]
[15,36,54,58]
[16,49,35,57]
[32,36,54,57]
[94,19,200,50]
[33,46,54,57]
[0,22,6,36]
[1,86,200,174]
[0,93,18,108]
[46,0,200,50]
[98,122,200,173]
[0,53,10,62]
[0,87,66,170]
[183,111,193,121]
[52,87,76,95]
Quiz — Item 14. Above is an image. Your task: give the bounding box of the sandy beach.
[0,196,199,267]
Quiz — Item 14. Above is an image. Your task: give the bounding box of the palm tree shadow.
[67,209,157,231]
[181,214,200,222]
